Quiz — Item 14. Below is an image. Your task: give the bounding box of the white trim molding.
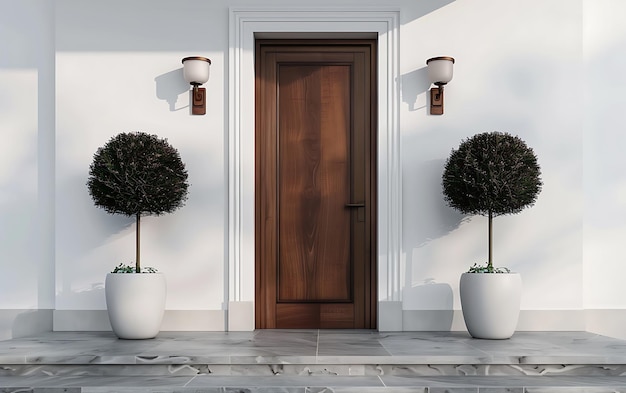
[228,7,402,330]
[401,310,587,332]
[0,309,52,340]
[46,309,626,336]
[53,310,225,332]
[586,309,626,340]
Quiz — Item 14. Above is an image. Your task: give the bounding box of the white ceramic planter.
[105,273,166,339]
[459,272,521,339]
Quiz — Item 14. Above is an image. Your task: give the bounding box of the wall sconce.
[426,56,455,115]
[182,56,211,115]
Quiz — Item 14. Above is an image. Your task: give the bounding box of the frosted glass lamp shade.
[426,56,455,85]
[182,56,211,115]
[182,56,211,85]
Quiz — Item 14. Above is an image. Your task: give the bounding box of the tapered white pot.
[105,273,166,339]
[460,272,521,339]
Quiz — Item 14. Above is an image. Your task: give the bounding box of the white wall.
[582,0,626,307]
[582,0,626,339]
[0,0,55,339]
[1,0,625,335]
[54,0,228,315]
[401,0,584,315]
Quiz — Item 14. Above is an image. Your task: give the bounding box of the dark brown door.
[255,40,377,329]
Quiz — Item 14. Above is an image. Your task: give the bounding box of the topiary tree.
[442,131,542,273]
[87,132,189,273]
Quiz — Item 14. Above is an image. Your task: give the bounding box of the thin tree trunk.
[488,210,493,272]
[136,213,141,273]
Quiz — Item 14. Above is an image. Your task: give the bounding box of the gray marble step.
[2,363,626,378]
[1,331,625,392]
[1,375,626,392]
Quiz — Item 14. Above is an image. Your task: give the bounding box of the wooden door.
[255,40,377,329]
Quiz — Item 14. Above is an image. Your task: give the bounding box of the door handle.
[346,202,365,222]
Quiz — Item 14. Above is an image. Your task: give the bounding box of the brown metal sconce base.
[430,86,444,115]
[191,87,206,115]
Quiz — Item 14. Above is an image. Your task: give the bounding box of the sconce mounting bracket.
[430,86,444,115]
[192,87,206,115]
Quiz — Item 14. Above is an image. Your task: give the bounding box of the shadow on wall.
[0,310,52,341]
[393,65,458,323]
[400,67,430,112]
[403,279,453,310]
[53,0,455,51]
[403,279,454,331]
[0,154,38,306]
[0,0,56,312]
[46,0,458,317]
[400,0,456,26]
[56,174,134,308]
[155,68,189,112]
[403,158,465,249]
[55,0,224,52]
[56,285,105,310]
[401,131,465,330]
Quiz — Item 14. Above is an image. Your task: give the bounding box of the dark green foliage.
[442,132,542,272]
[87,132,189,217]
[442,132,542,218]
[87,132,189,272]
[467,263,510,274]
[112,263,157,274]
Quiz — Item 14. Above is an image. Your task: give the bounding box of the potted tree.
[87,132,189,339]
[442,131,542,339]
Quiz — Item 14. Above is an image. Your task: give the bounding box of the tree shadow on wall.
[404,158,465,249]
[402,138,466,330]
[55,174,134,309]
[402,279,454,331]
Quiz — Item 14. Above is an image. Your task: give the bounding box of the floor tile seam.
[454,341,496,361]
[463,341,565,358]
[315,329,320,360]
[375,336,494,358]
[375,336,396,357]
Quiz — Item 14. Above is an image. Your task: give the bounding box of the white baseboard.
[228,301,254,331]
[53,310,225,332]
[517,310,586,331]
[378,301,403,331]
[402,310,458,331]
[53,310,112,331]
[161,310,225,331]
[38,308,626,336]
[586,309,626,340]
[402,310,585,331]
[0,309,53,340]
[402,309,586,332]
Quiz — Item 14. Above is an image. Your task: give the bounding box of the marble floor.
[0,330,625,392]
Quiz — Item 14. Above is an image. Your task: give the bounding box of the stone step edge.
[4,356,626,365]
[2,363,626,378]
[3,375,626,387]
[5,388,626,393]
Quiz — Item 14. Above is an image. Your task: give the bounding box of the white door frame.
[227,7,403,331]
